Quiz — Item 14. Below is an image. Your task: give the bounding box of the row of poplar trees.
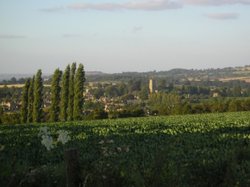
[21,63,85,123]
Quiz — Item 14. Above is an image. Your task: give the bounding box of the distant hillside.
[1,65,249,83]
[0,71,105,83]
[85,71,105,76]
[86,65,250,83]
[0,74,32,81]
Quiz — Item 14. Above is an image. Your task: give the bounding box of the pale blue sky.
[0,0,250,74]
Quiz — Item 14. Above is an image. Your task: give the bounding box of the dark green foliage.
[21,79,30,123]
[0,106,3,124]
[148,93,182,115]
[105,85,120,98]
[1,112,250,186]
[0,112,20,124]
[60,65,70,121]
[228,99,243,112]
[67,63,76,121]
[27,76,35,123]
[109,104,145,118]
[50,69,62,122]
[86,109,108,120]
[73,64,85,120]
[128,79,141,92]
[90,87,104,99]
[33,70,43,123]
[139,85,149,100]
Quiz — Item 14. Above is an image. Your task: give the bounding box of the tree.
[233,86,242,97]
[128,79,141,92]
[182,102,192,114]
[27,76,34,123]
[0,106,3,124]
[90,88,104,99]
[60,65,70,121]
[242,98,250,111]
[148,93,181,115]
[10,77,17,84]
[210,99,228,113]
[228,99,242,112]
[73,64,85,120]
[21,79,30,123]
[139,85,149,100]
[0,113,21,125]
[117,83,128,96]
[158,79,166,92]
[33,70,43,123]
[67,63,76,121]
[105,85,120,98]
[50,68,62,122]
[92,109,108,119]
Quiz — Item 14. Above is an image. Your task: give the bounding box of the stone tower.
[149,78,157,94]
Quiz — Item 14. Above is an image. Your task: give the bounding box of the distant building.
[212,92,220,98]
[1,101,11,111]
[149,78,157,94]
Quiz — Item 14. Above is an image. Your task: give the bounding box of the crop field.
[1,112,250,187]
[0,84,51,88]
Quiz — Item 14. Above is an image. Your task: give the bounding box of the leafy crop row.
[1,112,250,186]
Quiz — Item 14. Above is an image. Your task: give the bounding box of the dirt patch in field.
[0,84,51,88]
[219,77,250,83]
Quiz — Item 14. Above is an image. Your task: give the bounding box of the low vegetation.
[1,111,250,186]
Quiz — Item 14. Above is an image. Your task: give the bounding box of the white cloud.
[183,0,250,6]
[68,0,182,11]
[41,0,250,13]
[205,12,239,19]
[132,26,144,33]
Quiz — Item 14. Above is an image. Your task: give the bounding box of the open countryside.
[1,0,250,186]
[0,64,250,186]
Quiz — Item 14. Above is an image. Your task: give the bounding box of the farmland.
[1,111,250,186]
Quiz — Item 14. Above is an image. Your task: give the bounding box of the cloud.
[132,26,144,33]
[205,12,239,19]
[0,34,26,39]
[182,0,250,6]
[68,0,182,11]
[41,0,250,14]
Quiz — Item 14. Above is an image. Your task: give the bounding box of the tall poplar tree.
[33,69,43,123]
[27,76,34,123]
[73,63,85,120]
[21,79,30,123]
[50,68,62,122]
[60,65,70,121]
[67,63,76,121]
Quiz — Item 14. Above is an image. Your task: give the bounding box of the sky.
[0,0,250,74]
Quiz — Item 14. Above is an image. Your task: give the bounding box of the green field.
[1,112,250,187]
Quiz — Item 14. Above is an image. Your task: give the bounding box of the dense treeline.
[1,94,250,124]
[60,65,70,121]
[20,70,43,123]
[50,69,62,122]
[0,63,85,124]
[1,64,250,124]
[20,79,30,123]
[148,93,250,115]
[86,65,250,82]
[47,63,85,123]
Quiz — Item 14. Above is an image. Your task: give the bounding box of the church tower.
[149,78,157,94]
